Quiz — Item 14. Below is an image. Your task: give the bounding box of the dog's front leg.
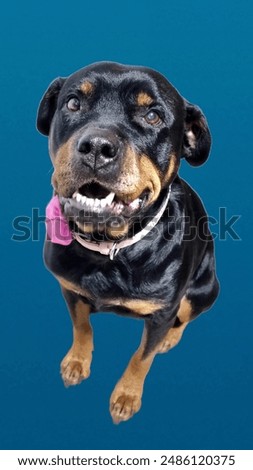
[110,314,176,424]
[60,288,94,387]
[110,326,154,424]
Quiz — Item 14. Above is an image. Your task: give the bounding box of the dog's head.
[37,62,211,239]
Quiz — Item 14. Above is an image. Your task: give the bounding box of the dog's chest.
[58,262,165,317]
[98,266,166,311]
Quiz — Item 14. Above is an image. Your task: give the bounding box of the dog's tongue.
[46,195,73,245]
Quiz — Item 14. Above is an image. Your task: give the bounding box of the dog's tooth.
[91,198,96,207]
[94,198,101,207]
[116,206,123,215]
[100,198,107,208]
[129,198,141,209]
[72,191,78,199]
[76,193,82,203]
[81,195,87,205]
[86,197,95,207]
[104,192,115,205]
[115,202,124,213]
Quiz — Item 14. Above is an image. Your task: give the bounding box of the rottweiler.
[37,62,219,424]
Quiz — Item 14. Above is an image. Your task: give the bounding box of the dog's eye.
[67,97,80,112]
[144,110,161,125]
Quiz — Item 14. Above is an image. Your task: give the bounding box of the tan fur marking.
[115,146,140,197]
[76,221,95,233]
[137,92,153,107]
[177,296,192,323]
[77,220,129,240]
[116,149,162,204]
[110,327,156,423]
[77,222,129,239]
[80,81,93,95]
[106,298,164,315]
[61,300,94,386]
[57,276,92,300]
[158,322,189,353]
[52,138,74,194]
[157,297,192,353]
[163,154,178,185]
[106,224,129,239]
[139,154,161,203]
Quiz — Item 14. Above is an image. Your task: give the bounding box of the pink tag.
[46,195,73,245]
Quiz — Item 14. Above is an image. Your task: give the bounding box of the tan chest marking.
[57,277,164,315]
[105,298,164,315]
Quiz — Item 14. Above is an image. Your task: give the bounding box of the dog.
[37,61,219,424]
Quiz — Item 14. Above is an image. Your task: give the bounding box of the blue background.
[1,0,252,450]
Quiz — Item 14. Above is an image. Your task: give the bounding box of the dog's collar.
[72,186,171,260]
[46,186,171,260]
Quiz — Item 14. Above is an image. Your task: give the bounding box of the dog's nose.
[77,131,120,167]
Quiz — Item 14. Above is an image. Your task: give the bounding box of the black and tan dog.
[37,62,219,424]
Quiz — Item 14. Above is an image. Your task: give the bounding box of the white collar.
[72,185,172,260]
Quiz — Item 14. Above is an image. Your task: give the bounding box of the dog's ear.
[182,100,211,166]
[36,77,66,136]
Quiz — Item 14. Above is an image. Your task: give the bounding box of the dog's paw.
[110,390,142,424]
[60,351,91,387]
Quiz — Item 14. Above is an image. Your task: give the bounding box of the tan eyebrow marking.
[80,81,93,95]
[136,92,154,106]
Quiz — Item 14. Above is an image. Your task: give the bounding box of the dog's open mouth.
[60,181,149,220]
